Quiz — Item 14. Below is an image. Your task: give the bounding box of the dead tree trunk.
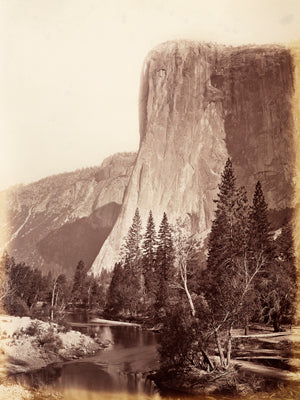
[51,278,58,321]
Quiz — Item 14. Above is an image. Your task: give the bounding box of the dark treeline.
[105,209,177,322]
[0,254,105,323]
[105,158,296,371]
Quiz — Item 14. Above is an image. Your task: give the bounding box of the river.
[16,315,163,399]
[12,315,294,399]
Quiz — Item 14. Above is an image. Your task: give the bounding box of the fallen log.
[233,332,289,339]
[235,356,288,360]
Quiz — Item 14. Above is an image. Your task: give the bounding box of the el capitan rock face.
[91,41,295,274]
[0,152,136,277]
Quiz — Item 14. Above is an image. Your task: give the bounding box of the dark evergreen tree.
[72,260,87,304]
[206,159,237,281]
[204,160,258,366]
[105,262,125,316]
[247,181,280,330]
[142,210,158,296]
[155,212,175,316]
[119,208,143,316]
[122,208,142,266]
[205,159,242,319]
[248,181,274,259]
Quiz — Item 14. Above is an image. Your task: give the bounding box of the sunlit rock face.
[91,41,295,274]
[0,152,136,277]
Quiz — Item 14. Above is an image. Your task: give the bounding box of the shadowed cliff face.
[0,153,136,278]
[91,41,295,275]
[213,47,295,208]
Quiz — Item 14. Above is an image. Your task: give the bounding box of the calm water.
[15,315,161,399]
[14,314,292,399]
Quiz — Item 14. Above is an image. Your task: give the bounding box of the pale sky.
[1,0,300,190]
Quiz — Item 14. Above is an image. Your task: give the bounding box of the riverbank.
[0,315,106,375]
[0,315,108,399]
[150,326,300,397]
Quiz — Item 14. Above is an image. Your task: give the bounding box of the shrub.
[23,321,42,336]
[36,326,62,353]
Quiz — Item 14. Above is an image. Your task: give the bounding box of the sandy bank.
[0,315,104,375]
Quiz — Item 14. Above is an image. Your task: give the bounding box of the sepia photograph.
[0,1,300,399]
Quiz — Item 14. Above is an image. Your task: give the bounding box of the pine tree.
[248,181,273,259]
[122,208,142,266]
[155,212,175,314]
[206,158,239,287]
[72,260,86,304]
[142,210,157,295]
[119,208,143,316]
[105,262,125,317]
[205,160,256,367]
[247,181,289,331]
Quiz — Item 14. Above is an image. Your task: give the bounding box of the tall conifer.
[123,208,142,267]
[206,158,238,280]
[142,210,157,295]
[155,212,175,312]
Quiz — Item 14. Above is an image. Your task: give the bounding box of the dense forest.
[0,159,296,373]
[0,253,106,323]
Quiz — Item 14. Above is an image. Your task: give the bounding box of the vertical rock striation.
[91,41,295,274]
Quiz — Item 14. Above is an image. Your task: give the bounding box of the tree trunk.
[226,325,232,368]
[51,280,57,321]
[244,315,249,335]
[183,279,195,317]
[273,314,281,332]
[201,348,214,371]
[214,329,226,367]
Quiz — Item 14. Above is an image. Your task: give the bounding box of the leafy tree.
[258,217,296,331]
[172,217,200,317]
[158,303,199,369]
[50,274,68,321]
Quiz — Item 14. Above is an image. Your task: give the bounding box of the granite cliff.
[0,152,136,277]
[91,41,295,274]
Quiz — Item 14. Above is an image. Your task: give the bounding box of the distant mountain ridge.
[0,152,136,277]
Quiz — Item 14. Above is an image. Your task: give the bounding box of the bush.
[37,326,62,353]
[3,294,30,317]
[158,303,201,369]
[23,321,43,336]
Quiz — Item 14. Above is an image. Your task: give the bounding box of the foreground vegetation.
[105,159,297,394]
[0,316,102,374]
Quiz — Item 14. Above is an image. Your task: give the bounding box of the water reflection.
[18,320,160,398]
